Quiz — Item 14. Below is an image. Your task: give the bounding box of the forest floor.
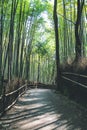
[0,88,87,130]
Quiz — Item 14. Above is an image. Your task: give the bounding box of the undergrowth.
[61,57,87,74]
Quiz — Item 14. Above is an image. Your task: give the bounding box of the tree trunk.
[63,0,67,60]
[53,0,61,90]
[20,3,26,77]
[8,0,18,82]
[37,55,40,83]
[0,0,4,95]
[75,0,84,61]
[20,26,25,77]
[15,1,22,77]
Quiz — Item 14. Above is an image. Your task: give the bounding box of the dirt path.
[0,89,87,130]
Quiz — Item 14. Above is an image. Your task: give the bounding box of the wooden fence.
[61,72,87,107]
[0,84,28,117]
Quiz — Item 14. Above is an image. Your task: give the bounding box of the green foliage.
[0,0,87,88]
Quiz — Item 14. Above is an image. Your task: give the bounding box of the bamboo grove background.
[0,0,87,95]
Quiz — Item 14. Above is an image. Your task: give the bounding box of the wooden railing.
[62,72,87,78]
[0,84,28,117]
[62,72,87,88]
[61,72,87,107]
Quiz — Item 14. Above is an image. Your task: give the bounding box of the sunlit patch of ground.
[0,89,87,130]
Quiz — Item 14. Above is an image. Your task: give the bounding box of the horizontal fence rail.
[62,72,87,88]
[5,84,27,96]
[0,84,28,117]
[62,76,87,89]
[61,72,87,107]
[62,72,87,78]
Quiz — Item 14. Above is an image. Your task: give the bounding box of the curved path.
[0,89,87,130]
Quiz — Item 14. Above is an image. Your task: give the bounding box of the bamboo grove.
[0,0,87,95]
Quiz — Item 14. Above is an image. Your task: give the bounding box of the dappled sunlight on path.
[0,89,87,130]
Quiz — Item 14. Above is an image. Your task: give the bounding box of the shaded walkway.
[0,89,87,130]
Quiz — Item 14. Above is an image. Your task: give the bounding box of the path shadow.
[1,89,87,130]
